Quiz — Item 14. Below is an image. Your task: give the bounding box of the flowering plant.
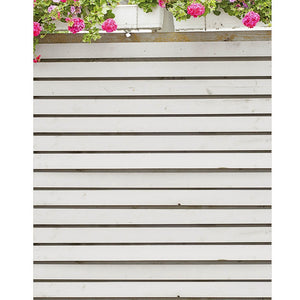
[33,0,119,59]
[130,0,271,23]
[34,0,272,61]
[215,0,271,25]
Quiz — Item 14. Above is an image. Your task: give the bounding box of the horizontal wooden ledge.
[33,281,271,297]
[33,190,271,206]
[39,57,272,62]
[34,208,271,224]
[33,79,271,97]
[34,245,271,261]
[38,31,272,44]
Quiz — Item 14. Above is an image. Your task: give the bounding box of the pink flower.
[48,5,57,13]
[187,2,205,18]
[242,11,260,28]
[102,19,118,33]
[33,22,42,37]
[67,17,85,34]
[61,0,67,2]
[33,55,41,63]
[158,0,166,8]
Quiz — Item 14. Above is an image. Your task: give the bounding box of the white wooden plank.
[33,190,271,206]
[34,135,271,151]
[34,245,270,261]
[33,79,271,96]
[36,41,271,59]
[34,153,271,169]
[34,227,271,243]
[34,117,271,133]
[34,208,271,225]
[34,61,271,78]
[34,172,271,188]
[34,264,271,280]
[34,282,271,297]
[33,98,271,115]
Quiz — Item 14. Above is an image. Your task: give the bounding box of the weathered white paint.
[34,135,271,151]
[34,98,271,114]
[34,79,271,96]
[34,282,271,297]
[34,208,271,224]
[34,245,271,261]
[33,190,271,206]
[34,264,272,280]
[34,172,271,188]
[34,116,271,133]
[34,153,271,169]
[36,41,271,58]
[34,61,271,77]
[33,36,271,299]
[34,227,271,243]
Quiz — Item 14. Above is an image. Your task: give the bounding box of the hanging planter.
[53,5,164,31]
[173,8,270,31]
[132,0,272,31]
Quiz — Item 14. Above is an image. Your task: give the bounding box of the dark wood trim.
[39,31,271,44]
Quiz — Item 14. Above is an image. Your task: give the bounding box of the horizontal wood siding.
[34,33,271,299]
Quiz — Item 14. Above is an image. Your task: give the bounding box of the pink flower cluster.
[101,18,118,33]
[242,11,260,28]
[33,22,42,37]
[33,55,41,63]
[158,0,166,8]
[67,17,85,33]
[187,2,205,18]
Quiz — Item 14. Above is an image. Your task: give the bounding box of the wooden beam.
[39,31,271,44]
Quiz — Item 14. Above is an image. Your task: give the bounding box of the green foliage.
[131,0,271,23]
[215,0,272,24]
[33,0,120,55]
[129,0,158,13]
[166,0,217,21]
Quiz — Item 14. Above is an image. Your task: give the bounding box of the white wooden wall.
[34,33,271,299]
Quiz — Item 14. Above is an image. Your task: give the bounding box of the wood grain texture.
[34,208,271,225]
[34,227,271,243]
[33,34,272,299]
[36,41,271,59]
[34,79,271,97]
[34,153,271,169]
[34,264,271,280]
[34,61,271,78]
[34,116,271,133]
[33,190,271,206]
[34,98,271,115]
[34,135,271,151]
[33,281,271,297]
[34,172,271,188]
[37,31,272,44]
